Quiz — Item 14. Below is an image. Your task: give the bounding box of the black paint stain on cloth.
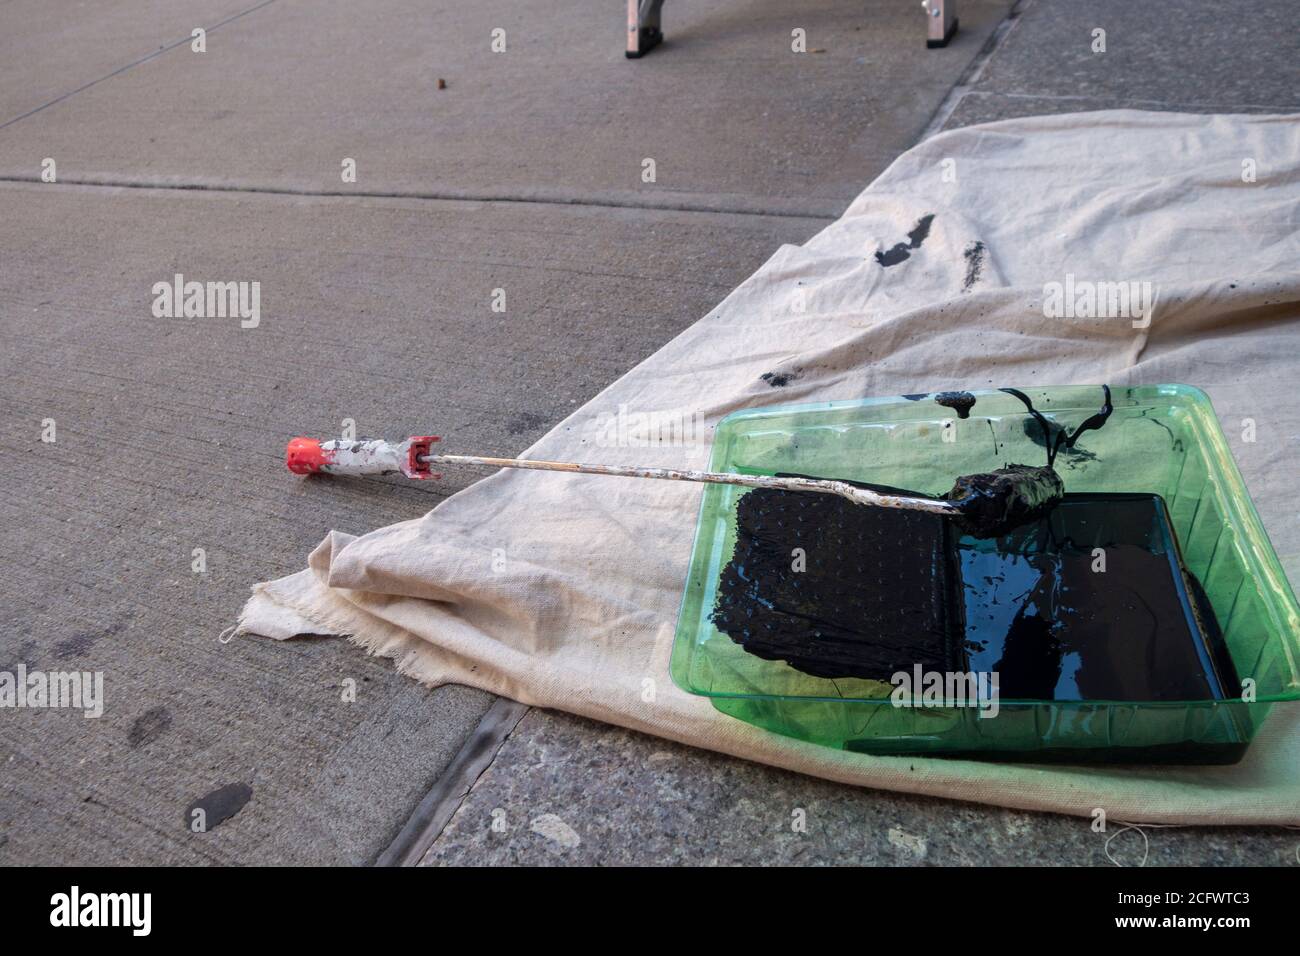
[962,241,985,291]
[761,370,801,388]
[128,706,173,748]
[185,782,253,832]
[874,214,935,267]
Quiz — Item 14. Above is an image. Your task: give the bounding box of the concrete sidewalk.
[0,0,1296,866]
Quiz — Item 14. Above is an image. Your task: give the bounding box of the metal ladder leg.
[626,0,665,58]
[627,0,952,57]
[923,0,959,48]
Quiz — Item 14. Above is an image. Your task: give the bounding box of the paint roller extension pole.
[424,452,961,517]
[284,435,960,518]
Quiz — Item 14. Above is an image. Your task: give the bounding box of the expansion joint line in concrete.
[0,0,283,132]
[0,175,841,221]
[920,0,1034,141]
[960,89,1300,112]
[374,699,530,867]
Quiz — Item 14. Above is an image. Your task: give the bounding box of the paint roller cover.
[946,464,1065,538]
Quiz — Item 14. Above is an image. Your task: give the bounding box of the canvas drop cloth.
[240,111,1300,825]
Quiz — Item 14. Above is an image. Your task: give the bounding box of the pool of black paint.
[711,483,1238,702]
[957,493,1237,701]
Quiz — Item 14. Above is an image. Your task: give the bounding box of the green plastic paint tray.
[669,385,1300,763]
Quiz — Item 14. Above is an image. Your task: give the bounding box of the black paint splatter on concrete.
[0,639,38,673]
[761,370,801,388]
[935,391,976,419]
[874,214,935,267]
[962,241,985,291]
[128,706,173,748]
[54,632,100,659]
[506,411,548,436]
[54,618,126,660]
[185,782,253,832]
